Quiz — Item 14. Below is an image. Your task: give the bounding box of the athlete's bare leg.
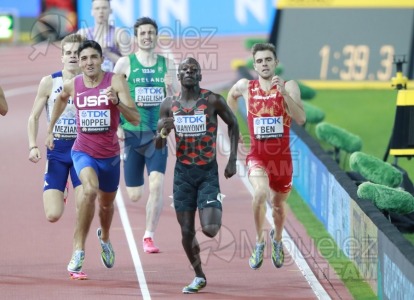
[248,167,270,243]
[97,190,116,242]
[73,167,99,251]
[270,189,289,241]
[176,211,205,278]
[126,185,144,202]
[199,207,221,238]
[43,189,65,222]
[146,171,164,233]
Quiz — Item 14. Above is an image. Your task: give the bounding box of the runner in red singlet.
[227,43,306,270]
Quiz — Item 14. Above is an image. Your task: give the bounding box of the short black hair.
[179,57,201,70]
[77,40,103,57]
[133,17,158,36]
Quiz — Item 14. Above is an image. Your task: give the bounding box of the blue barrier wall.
[291,122,414,299]
[77,0,276,36]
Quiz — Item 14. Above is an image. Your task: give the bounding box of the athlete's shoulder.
[235,78,250,91]
[39,73,54,89]
[204,90,225,106]
[113,56,130,75]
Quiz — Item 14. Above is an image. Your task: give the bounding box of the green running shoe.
[182,277,207,294]
[97,228,115,268]
[67,250,85,273]
[270,228,284,268]
[249,242,265,270]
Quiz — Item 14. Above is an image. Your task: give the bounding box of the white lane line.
[219,126,330,300]
[115,191,151,300]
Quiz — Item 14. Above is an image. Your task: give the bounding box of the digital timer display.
[270,6,414,84]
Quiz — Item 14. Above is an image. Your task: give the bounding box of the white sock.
[143,231,154,240]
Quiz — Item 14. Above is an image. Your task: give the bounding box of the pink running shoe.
[69,271,88,280]
[63,182,69,205]
[143,237,160,253]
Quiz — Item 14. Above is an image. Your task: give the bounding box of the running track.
[0,36,353,299]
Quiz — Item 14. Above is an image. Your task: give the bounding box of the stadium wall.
[292,121,414,299]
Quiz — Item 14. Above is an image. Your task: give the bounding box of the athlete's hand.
[224,159,237,179]
[45,133,55,151]
[106,87,119,105]
[161,117,175,135]
[271,76,288,96]
[29,147,41,163]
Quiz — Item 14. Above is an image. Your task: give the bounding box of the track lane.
[0,37,352,299]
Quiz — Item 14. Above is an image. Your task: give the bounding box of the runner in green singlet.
[114,17,178,253]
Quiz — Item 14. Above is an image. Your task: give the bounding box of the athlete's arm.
[213,94,239,179]
[0,86,7,116]
[155,97,174,149]
[111,74,140,126]
[28,75,52,162]
[271,76,306,125]
[226,78,248,113]
[45,79,72,150]
[113,56,130,77]
[113,56,130,140]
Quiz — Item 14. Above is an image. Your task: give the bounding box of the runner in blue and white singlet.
[28,34,84,223]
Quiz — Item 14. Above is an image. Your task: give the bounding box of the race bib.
[174,114,206,137]
[53,117,77,139]
[253,116,283,139]
[135,86,165,107]
[79,109,111,133]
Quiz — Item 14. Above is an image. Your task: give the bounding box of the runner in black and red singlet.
[155,57,239,294]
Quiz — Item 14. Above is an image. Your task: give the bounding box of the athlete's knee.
[272,204,285,216]
[202,224,221,238]
[253,189,267,205]
[127,186,143,202]
[82,183,98,202]
[43,191,64,222]
[149,172,164,194]
[45,212,62,223]
[99,201,114,212]
[181,225,196,241]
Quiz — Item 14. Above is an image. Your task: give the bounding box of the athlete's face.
[61,42,80,72]
[91,0,111,24]
[78,47,104,78]
[177,58,202,88]
[136,24,157,50]
[253,50,278,80]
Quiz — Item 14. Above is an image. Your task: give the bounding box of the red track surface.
[0,37,352,299]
